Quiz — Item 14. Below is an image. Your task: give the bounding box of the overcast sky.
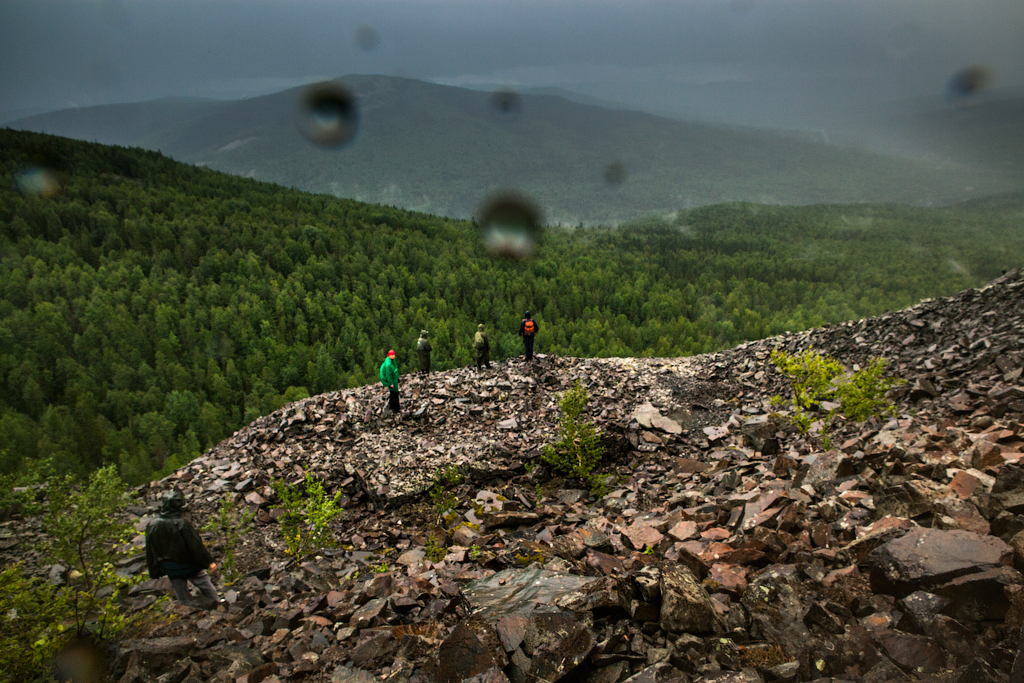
[1,0,1022,128]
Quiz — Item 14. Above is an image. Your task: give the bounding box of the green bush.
[202,493,254,585]
[429,465,462,526]
[0,564,68,682]
[42,465,144,640]
[0,467,156,681]
[771,349,903,447]
[272,475,343,560]
[542,380,606,490]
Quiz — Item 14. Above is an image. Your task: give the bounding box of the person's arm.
[145,533,161,579]
[180,521,214,569]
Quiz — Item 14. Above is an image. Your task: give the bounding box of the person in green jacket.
[473,323,491,369]
[416,330,432,374]
[379,349,401,415]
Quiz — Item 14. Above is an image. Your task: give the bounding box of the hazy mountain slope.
[9,76,1014,224]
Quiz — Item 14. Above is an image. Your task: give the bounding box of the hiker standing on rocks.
[145,490,220,608]
[380,349,401,416]
[519,311,539,361]
[474,323,491,369]
[416,330,432,374]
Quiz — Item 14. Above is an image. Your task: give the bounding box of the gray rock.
[868,527,1013,597]
[462,567,601,619]
[934,566,1024,622]
[437,619,507,683]
[659,565,719,634]
[740,565,811,658]
[331,666,379,683]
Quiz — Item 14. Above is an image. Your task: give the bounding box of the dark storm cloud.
[1,0,1021,125]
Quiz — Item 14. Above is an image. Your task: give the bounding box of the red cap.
[388,350,395,358]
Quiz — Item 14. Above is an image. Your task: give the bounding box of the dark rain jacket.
[379,356,399,390]
[145,503,213,579]
[416,335,432,372]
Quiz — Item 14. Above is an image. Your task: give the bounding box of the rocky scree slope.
[4,271,1024,683]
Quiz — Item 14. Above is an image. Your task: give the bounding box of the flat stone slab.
[462,567,601,620]
[868,527,1013,597]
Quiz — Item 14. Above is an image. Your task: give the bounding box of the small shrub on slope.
[272,475,343,560]
[542,380,606,491]
[771,349,903,447]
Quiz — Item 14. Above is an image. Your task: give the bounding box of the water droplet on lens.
[15,166,63,197]
[490,88,522,117]
[946,65,993,102]
[354,25,380,52]
[477,192,542,260]
[295,81,359,148]
[52,638,107,683]
[884,22,922,59]
[604,161,627,186]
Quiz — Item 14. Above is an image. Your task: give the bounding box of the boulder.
[868,527,1013,597]
[659,565,719,634]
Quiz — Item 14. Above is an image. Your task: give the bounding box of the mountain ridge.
[9,74,1016,224]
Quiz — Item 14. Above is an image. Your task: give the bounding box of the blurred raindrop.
[490,88,522,117]
[884,22,922,59]
[946,64,993,102]
[354,25,380,52]
[604,161,627,186]
[295,81,359,148]
[15,166,64,198]
[477,192,542,260]
[52,638,107,683]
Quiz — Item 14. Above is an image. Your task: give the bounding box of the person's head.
[524,310,531,318]
[160,489,186,516]
[388,349,396,359]
[420,330,429,338]
[478,323,485,331]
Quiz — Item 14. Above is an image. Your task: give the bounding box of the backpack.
[523,319,535,335]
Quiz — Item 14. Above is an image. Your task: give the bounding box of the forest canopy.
[1,129,1021,484]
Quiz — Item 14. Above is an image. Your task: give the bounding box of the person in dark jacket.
[379,349,401,415]
[518,311,539,361]
[145,490,219,607]
[473,323,491,369]
[416,330,432,374]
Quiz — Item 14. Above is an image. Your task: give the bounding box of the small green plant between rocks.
[272,474,343,560]
[542,380,606,491]
[770,349,904,447]
[202,493,254,585]
[425,533,447,563]
[430,465,462,525]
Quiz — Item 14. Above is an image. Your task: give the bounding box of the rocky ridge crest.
[4,271,1024,683]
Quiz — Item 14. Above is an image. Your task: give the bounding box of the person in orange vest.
[518,311,539,361]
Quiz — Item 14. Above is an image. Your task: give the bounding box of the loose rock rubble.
[4,270,1024,683]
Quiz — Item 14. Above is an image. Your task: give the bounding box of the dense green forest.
[1,129,1022,485]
